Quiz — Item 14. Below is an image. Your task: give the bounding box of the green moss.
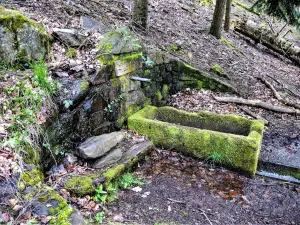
[0,7,47,34]
[210,65,223,75]
[199,0,214,6]
[103,164,126,186]
[66,48,77,58]
[232,0,260,16]
[64,176,94,196]
[24,146,41,168]
[220,37,245,56]
[181,63,236,93]
[128,106,264,176]
[119,52,142,62]
[162,84,169,99]
[21,169,44,187]
[155,90,163,102]
[80,81,89,92]
[168,44,179,51]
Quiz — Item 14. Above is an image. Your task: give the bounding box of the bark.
[209,0,227,39]
[132,0,148,29]
[214,96,300,114]
[224,0,232,32]
[234,20,300,66]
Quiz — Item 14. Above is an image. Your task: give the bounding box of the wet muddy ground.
[107,149,300,224]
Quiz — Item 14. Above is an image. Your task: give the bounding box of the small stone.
[69,212,87,225]
[53,28,88,47]
[80,16,109,32]
[77,131,126,159]
[65,153,78,165]
[32,202,49,216]
[70,59,77,66]
[121,141,152,163]
[92,148,122,169]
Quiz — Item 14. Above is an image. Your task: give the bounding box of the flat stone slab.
[92,148,122,169]
[128,106,264,176]
[64,138,153,195]
[77,131,126,159]
[260,132,300,169]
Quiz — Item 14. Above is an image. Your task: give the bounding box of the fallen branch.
[258,77,300,110]
[199,209,213,225]
[214,96,300,114]
[167,198,185,204]
[240,107,269,125]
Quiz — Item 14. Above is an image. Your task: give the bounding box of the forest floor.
[1,0,300,224]
[107,149,300,224]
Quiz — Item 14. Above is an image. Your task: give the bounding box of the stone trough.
[128,106,265,176]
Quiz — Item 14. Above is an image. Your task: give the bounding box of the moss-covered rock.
[128,106,264,176]
[64,175,95,196]
[179,63,236,93]
[98,27,142,55]
[0,6,52,64]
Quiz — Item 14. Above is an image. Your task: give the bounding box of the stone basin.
[128,106,264,176]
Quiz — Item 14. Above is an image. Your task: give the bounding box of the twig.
[240,107,269,125]
[214,96,300,114]
[258,77,300,110]
[199,209,213,225]
[167,198,185,204]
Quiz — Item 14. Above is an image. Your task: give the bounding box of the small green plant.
[103,95,123,113]
[94,184,107,204]
[31,59,56,94]
[1,60,57,157]
[66,48,77,58]
[63,99,73,109]
[141,55,155,67]
[208,152,223,163]
[168,44,179,51]
[89,211,105,224]
[118,172,142,189]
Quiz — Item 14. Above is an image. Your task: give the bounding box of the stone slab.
[77,131,126,159]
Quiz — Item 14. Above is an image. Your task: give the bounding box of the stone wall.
[45,27,235,168]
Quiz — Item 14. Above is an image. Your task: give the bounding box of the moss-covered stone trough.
[128,106,265,176]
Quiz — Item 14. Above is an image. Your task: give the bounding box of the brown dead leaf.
[113,213,124,222]
[13,205,22,212]
[218,191,229,199]
[229,190,238,198]
[8,199,18,207]
[60,188,70,196]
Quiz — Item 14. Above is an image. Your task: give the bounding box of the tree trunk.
[234,20,300,66]
[132,0,148,30]
[209,0,227,39]
[224,0,232,32]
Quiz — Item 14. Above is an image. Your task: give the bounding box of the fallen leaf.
[229,190,238,198]
[8,199,18,207]
[141,191,150,198]
[113,213,124,222]
[13,205,22,212]
[132,186,142,192]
